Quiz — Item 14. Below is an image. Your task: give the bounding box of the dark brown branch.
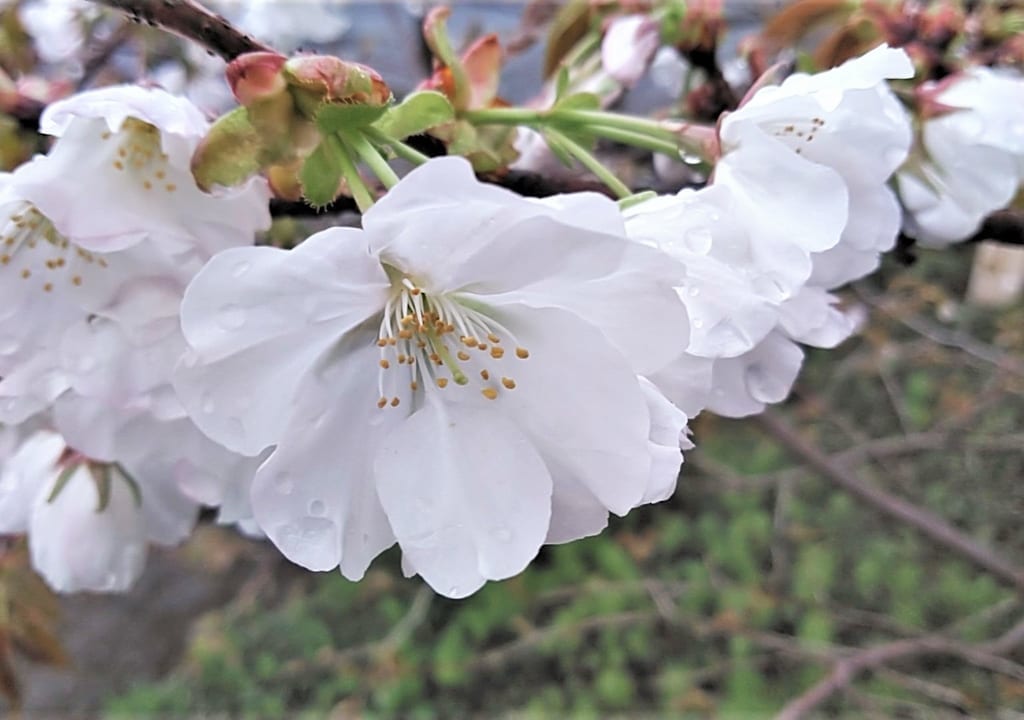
[86,0,271,62]
[776,616,1024,720]
[756,410,1024,593]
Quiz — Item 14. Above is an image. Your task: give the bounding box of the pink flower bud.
[227,52,288,106]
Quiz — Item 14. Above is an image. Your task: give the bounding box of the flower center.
[374,276,530,409]
[0,201,107,293]
[102,118,179,194]
[766,116,826,156]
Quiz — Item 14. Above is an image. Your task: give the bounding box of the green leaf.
[299,141,342,208]
[315,102,390,134]
[374,91,455,140]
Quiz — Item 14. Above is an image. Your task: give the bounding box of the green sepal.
[373,91,455,140]
[191,106,266,191]
[299,140,342,208]
[315,102,391,134]
[45,466,77,505]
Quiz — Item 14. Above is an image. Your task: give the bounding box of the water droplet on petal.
[231,261,251,278]
[448,585,460,596]
[308,499,326,516]
[683,226,713,254]
[217,303,246,330]
[273,472,294,495]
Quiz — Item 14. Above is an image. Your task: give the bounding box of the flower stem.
[328,134,375,213]
[543,128,632,199]
[343,129,401,189]
[364,126,431,165]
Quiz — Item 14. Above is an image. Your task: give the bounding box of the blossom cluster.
[0,25,1020,599]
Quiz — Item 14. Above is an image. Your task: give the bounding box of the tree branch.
[756,410,1024,593]
[86,0,271,62]
[776,616,1024,720]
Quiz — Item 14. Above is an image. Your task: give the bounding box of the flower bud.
[283,54,391,108]
[227,51,288,106]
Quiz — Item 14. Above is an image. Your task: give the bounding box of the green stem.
[543,127,632,199]
[327,134,374,213]
[364,126,431,165]
[556,109,684,144]
[343,128,401,189]
[585,125,682,157]
[463,107,546,126]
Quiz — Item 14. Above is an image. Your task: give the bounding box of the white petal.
[638,377,687,505]
[251,331,398,579]
[0,430,64,533]
[484,305,654,516]
[705,332,804,417]
[375,399,552,599]
[175,230,390,455]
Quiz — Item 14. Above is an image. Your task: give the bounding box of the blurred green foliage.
[106,248,1024,718]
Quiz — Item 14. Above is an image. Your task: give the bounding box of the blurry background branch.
[86,0,270,61]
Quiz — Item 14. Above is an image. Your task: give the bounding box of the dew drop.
[309,499,326,517]
[683,226,713,254]
[273,472,294,495]
[216,303,246,330]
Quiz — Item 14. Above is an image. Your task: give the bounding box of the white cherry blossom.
[897,67,1024,247]
[175,157,691,598]
[720,44,914,288]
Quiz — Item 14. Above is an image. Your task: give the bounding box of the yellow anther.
[165,184,177,192]
[143,180,153,190]
[477,343,488,351]
[397,353,407,364]
[436,378,449,388]
[379,359,390,369]
[43,282,52,292]
[457,350,470,361]
[410,381,418,391]
[71,275,82,286]
[20,269,29,279]
[463,336,479,348]
[429,353,442,365]
[515,347,529,359]
[501,377,516,390]
[377,338,388,347]
[0,255,8,265]
[399,329,413,340]
[481,387,499,400]
[480,369,490,380]
[487,333,501,344]
[490,346,505,359]
[390,397,400,407]
[377,397,388,409]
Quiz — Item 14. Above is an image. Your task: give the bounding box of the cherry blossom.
[174,157,691,598]
[897,67,1024,247]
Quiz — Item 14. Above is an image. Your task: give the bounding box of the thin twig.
[86,0,270,61]
[776,615,1024,720]
[757,411,1024,593]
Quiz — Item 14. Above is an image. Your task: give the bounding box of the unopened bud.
[283,55,391,108]
[227,51,288,106]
